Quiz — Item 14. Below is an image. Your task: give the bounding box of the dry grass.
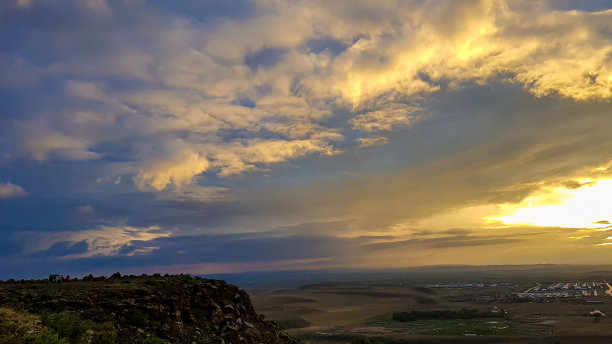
[0,307,52,343]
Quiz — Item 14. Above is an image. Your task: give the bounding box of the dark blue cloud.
[551,0,612,12]
[0,237,21,257]
[2,0,612,281]
[232,97,256,108]
[148,0,255,23]
[245,47,288,71]
[119,234,361,263]
[34,240,88,257]
[0,2,127,65]
[0,232,365,279]
[304,37,349,56]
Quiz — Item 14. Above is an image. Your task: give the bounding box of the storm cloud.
[2,0,612,278]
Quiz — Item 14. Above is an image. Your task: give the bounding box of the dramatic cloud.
[351,104,421,132]
[134,142,210,191]
[5,0,612,188]
[36,225,171,258]
[2,0,612,278]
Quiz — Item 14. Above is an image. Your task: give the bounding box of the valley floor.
[247,272,612,344]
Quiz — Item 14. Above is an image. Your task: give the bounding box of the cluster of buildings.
[425,280,612,304]
[516,281,612,301]
[428,282,514,289]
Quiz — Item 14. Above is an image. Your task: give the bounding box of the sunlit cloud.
[4,0,612,277]
[0,181,27,199]
[5,0,612,193]
[357,136,389,147]
[41,225,171,258]
[351,104,421,132]
[324,0,612,105]
[16,0,31,8]
[126,246,160,257]
[24,131,99,161]
[133,141,209,191]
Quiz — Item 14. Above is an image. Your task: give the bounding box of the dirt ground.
[249,280,612,343]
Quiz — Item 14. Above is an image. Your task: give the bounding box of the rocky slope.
[0,273,298,344]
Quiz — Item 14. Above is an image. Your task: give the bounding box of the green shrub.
[41,313,117,344]
[89,331,117,344]
[352,338,405,344]
[144,279,158,286]
[90,322,117,344]
[22,333,69,344]
[392,308,505,322]
[41,313,91,343]
[128,312,149,328]
[0,308,116,344]
[0,308,69,344]
[143,335,168,344]
[392,312,416,322]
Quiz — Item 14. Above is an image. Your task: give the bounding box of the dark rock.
[0,274,298,344]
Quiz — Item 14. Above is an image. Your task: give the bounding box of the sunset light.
[2,0,612,278]
[493,179,612,230]
[6,2,612,342]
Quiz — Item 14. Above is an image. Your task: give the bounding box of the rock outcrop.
[0,274,298,344]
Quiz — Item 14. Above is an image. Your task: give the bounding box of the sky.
[2,0,612,279]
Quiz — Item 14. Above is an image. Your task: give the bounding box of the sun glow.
[492,179,612,229]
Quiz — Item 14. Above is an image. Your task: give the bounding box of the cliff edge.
[0,273,298,344]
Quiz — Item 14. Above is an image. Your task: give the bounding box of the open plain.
[238,266,612,343]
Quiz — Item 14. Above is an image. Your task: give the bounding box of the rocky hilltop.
[0,273,298,344]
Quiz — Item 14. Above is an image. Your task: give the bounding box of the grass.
[425,322,523,336]
[365,314,523,337]
[142,336,169,344]
[296,332,364,342]
[0,308,117,344]
[41,312,117,344]
[0,308,68,344]
[393,308,505,322]
[0,308,66,344]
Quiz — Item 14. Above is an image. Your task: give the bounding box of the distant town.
[428,282,515,289]
[517,281,612,301]
[428,280,612,304]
